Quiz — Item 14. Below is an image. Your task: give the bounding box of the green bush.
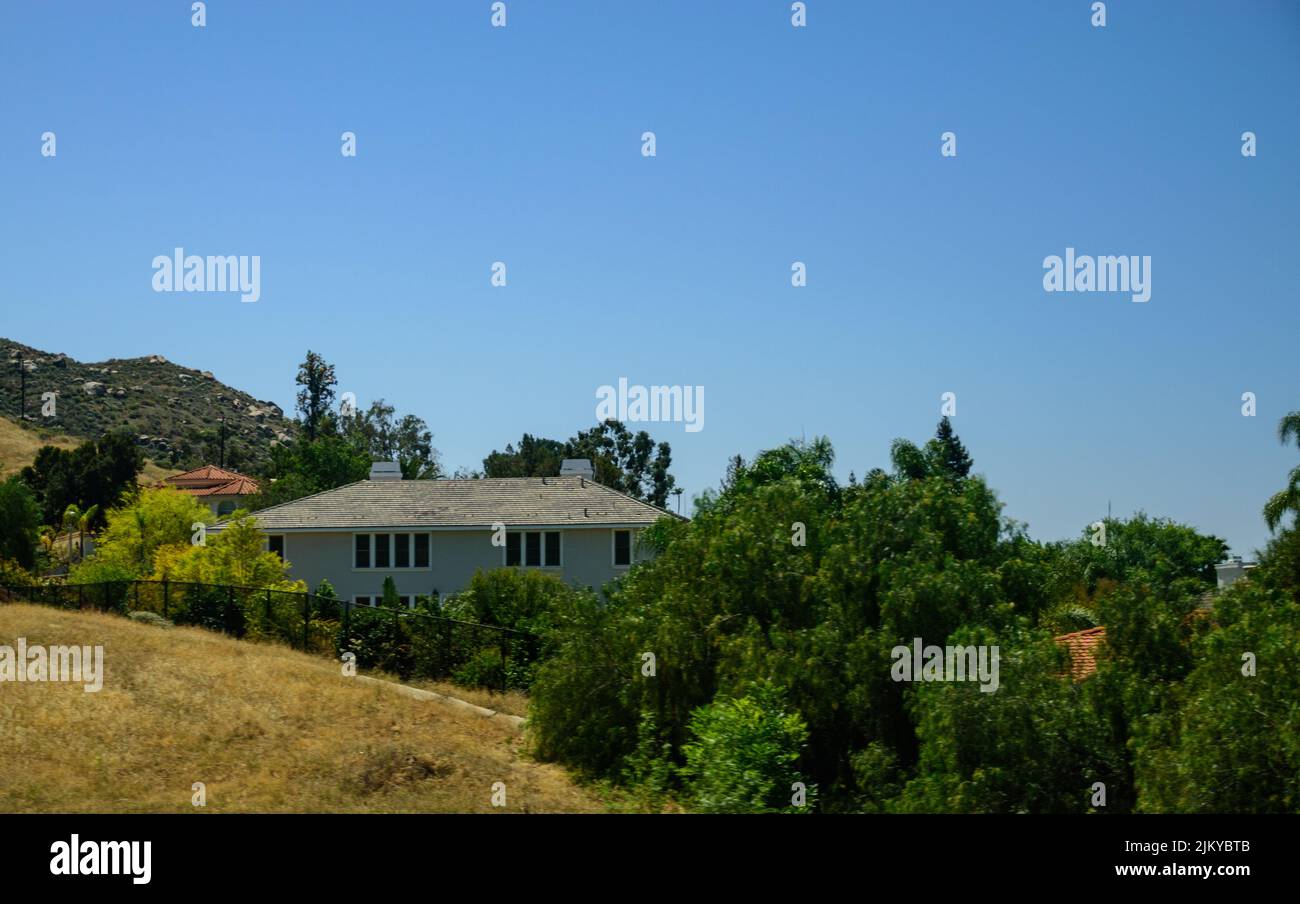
[452,647,506,690]
[680,684,815,813]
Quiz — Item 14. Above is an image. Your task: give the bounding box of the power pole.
[218,417,226,468]
[18,357,26,421]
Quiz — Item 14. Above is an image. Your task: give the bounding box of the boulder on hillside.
[82,381,106,396]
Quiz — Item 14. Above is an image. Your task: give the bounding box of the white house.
[212,462,675,606]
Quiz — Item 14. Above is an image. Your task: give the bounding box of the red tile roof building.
[1054,626,1106,680]
[159,465,260,515]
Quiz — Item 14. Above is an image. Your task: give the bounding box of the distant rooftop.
[1055,626,1106,680]
[220,476,677,532]
[159,465,259,498]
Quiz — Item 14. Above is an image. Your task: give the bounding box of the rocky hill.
[0,338,298,474]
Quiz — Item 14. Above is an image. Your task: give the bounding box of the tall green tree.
[294,350,337,441]
[344,398,442,479]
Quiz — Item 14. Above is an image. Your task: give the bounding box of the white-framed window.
[353,533,432,571]
[612,529,633,567]
[354,594,414,609]
[504,530,562,568]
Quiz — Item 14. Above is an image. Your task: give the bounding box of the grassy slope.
[0,415,179,484]
[0,603,602,813]
[0,417,79,479]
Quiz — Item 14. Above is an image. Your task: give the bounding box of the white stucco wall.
[265,526,654,601]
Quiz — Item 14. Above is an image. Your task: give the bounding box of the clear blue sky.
[2,1,1297,556]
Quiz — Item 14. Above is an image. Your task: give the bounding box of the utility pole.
[218,416,226,468]
[17,357,26,421]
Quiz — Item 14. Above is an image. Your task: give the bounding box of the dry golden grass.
[0,415,177,483]
[0,603,604,813]
[0,417,79,478]
[137,459,181,485]
[408,680,530,718]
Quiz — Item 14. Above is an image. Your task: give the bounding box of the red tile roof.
[1055,626,1106,680]
[159,466,259,498]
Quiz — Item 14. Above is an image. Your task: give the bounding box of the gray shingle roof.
[220,476,674,532]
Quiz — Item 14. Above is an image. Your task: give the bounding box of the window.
[267,535,285,561]
[613,530,632,567]
[217,500,237,516]
[506,531,561,568]
[354,533,431,570]
[358,594,413,608]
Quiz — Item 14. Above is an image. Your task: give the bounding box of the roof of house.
[1054,626,1106,680]
[159,465,259,498]
[217,476,677,532]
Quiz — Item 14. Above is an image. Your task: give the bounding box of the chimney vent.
[560,458,595,480]
[369,461,402,481]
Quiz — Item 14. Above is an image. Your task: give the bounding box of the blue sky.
[2,1,1297,556]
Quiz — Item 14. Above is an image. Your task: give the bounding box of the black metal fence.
[0,580,538,692]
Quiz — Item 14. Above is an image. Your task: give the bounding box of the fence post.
[133,581,140,612]
[265,589,272,627]
[302,594,311,651]
[103,582,110,612]
[500,633,508,694]
[77,583,83,610]
[163,580,169,618]
[342,598,351,640]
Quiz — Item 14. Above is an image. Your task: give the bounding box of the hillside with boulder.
[0,338,297,473]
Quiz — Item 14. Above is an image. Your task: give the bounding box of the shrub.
[452,647,506,690]
[679,684,814,814]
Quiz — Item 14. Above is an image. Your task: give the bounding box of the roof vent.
[369,461,402,481]
[560,458,595,480]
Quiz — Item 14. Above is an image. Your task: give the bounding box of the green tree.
[345,398,442,479]
[1134,529,1300,812]
[243,433,371,510]
[294,350,337,442]
[1264,410,1300,532]
[0,476,41,569]
[151,514,303,590]
[20,431,143,528]
[483,421,676,508]
[72,487,212,581]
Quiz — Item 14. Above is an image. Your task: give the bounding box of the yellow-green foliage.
[71,487,213,581]
[152,514,304,591]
